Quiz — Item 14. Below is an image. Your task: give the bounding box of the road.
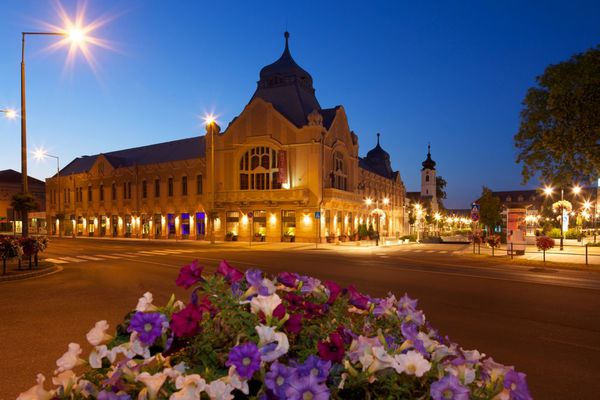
[1,238,599,399]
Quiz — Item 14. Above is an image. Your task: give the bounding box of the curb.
[0,265,62,283]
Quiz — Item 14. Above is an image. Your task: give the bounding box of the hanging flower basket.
[18,260,532,400]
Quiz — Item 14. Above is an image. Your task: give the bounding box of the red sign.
[277,150,288,185]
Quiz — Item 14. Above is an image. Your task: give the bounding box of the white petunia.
[86,320,112,346]
[51,370,77,395]
[445,362,476,384]
[366,346,395,374]
[205,380,235,400]
[16,374,54,400]
[170,374,206,400]
[250,294,282,318]
[55,343,84,374]
[226,366,249,395]
[255,324,289,362]
[136,291,157,312]
[394,350,431,377]
[136,372,167,400]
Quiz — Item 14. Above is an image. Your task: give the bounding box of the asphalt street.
[1,238,599,399]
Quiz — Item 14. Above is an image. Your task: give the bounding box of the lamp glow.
[572,185,582,195]
[543,186,554,196]
[2,109,18,119]
[382,197,389,205]
[365,198,373,206]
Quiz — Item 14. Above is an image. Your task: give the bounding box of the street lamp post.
[204,115,218,244]
[543,185,581,251]
[18,28,88,237]
[34,150,60,236]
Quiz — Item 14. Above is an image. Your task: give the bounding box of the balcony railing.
[215,188,310,205]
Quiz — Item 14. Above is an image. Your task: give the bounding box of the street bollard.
[586,243,588,266]
[510,243,513,260]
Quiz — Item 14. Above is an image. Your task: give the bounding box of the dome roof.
[422,144,436,170]
[362,133,394,178]
[366,133,390,160]
[259,32,314,89]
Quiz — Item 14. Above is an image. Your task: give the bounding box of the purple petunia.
[127,312,168,345]
[285,374,330,400]
[245,268,275,296]
[298,275,321,294]
[98,390,131,400]
[398,293,418,313]
[277,272,299,288]
[430,375,470,400]
[225,342,261,379]
[297,355,331,382]
[373,294,396,316]
[347,285,370,310]
[265,361,294,398]
[504,370,532,400]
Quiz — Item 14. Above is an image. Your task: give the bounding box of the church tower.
[420,143,437,211]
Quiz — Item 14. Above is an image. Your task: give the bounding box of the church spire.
[377,132,380,146]
[422,142,436,171]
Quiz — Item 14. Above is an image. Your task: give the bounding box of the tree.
[478,187,502,235]
[10,192,38,237]
[436,176,447,209]
[515,45,600,185]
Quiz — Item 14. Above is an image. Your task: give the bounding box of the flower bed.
[0,235,49,274]
[19,260,531,399]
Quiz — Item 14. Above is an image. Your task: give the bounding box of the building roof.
[250,32,323,128]
[360,133,395,179]
[0,169,45,186]
[421,143,436,171]
[59,136,206,176]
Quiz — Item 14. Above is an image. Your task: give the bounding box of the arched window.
[333,152,347,191]
[239,146,282,190]
[425,174,430,182]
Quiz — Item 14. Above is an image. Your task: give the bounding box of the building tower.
[420,143,437,211]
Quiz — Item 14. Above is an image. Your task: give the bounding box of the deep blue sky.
[1,1,599,208]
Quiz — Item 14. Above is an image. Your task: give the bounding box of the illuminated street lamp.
[34,149,61,236]
[542,184,582,250]
[1,108,18,119]
[204,114,218,244]
[17,19,96,237]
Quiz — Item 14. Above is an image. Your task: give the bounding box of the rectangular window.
[88,186,92,201]
[142,180,147,198]
[226,211,240,236]
[182,176,188,196]
[196,175,203,194]
[112,183,116,201]
[155,179,160,197]
[123,182,127,199]
[100,185,104,201]
[168,177,173,197]
[128,182,132,199]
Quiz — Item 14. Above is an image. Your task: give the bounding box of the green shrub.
[400,234,417,242]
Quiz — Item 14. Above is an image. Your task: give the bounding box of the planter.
[253,235,265,242]
[326,236,336,243]
[19,259,533,400]
[282,235,295,242]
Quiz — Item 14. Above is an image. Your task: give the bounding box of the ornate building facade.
[45,33,406,242]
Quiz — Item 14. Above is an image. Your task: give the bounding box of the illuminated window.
[239,146,281,190]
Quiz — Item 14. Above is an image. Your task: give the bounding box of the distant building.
[44,32,407,241]
[0,169,46,234]
[406,144,439,212]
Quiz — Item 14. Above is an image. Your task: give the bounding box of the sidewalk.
[460,243,600,265]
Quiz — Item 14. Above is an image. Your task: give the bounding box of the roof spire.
[377,132,380,146]
[284,31,290,51]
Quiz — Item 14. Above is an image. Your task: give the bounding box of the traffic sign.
[314,211,321,219]
[247,212,253,219]
[471,213,480,222]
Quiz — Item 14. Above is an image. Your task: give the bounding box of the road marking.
[44,258,69,264]
[426,250,435,253]
[60,257,85,263]
[96,254,120,259]
[413,250,423,253]
[138,251,161,255]
[77,256,105,261]
[438,251,448,254]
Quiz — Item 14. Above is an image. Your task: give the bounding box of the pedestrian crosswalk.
[44,249,198,265]
[377,249,464,256]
